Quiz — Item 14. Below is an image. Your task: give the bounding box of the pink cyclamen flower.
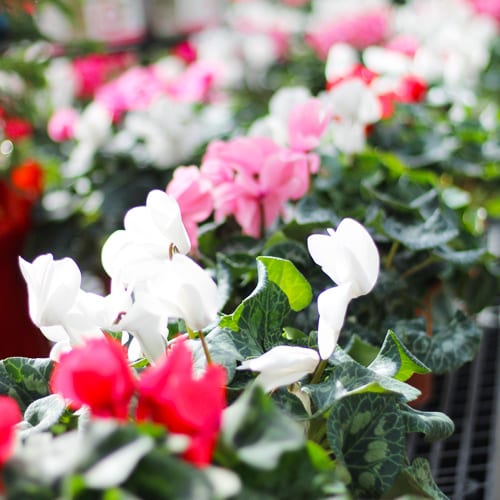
[0,396,21,467]
[136,340,226,467]
[72,52,136,99]
[167,61,217,103]
[50,337,136,420]
[287,98,331,152]
[307,9,390,59]
[468,0,500,24]
[96,66,166,121]
[47,108,78,142]
[201,136,317,237]
[166,166,214,249]
[385,35,420,57]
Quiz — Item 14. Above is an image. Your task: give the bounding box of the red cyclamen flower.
[136,340,226,467]
[0,396,21,467]
[50,338,136,420]
[3,117,33,141]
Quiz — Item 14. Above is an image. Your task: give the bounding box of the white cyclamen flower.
[307,218,380,359]
[101,190,190,285]
[238,345,320,392]
[149,253,221,332]
[18,254,103,359]
[323,79,382,154]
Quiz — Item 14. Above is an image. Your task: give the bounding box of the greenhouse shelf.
[408,303,500,500]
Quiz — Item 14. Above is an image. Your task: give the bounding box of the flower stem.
[187,326,213,365]
[310,359,328,385]
[198,330,212,365]
[401,256,437,279]
[385,241,399,269]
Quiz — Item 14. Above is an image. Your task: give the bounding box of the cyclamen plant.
[1,188,456,499]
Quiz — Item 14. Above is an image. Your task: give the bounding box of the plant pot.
[0,181,49,359]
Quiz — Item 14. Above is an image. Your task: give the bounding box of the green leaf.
[368,331,430,382]
[191,328,244,382]
[327,392,406,498]
[0,357,53,411]
[393,312,482,373]
[362,173,438,213]
[382,458,449,499]
[344,335,380,366]
[220,257,311,352]
[83,436,155,489]
[305,349,421,414]
[382,210,459,250]
[124,450,214,500]
[256,256,312,311]
[433,246,486,265]
[21,394,67,437]
[400,405,455,442]
[221,385,305,470]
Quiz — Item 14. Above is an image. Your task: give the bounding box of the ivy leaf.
[362,173,438,213]
[0,357,53,411]
[221,385,305,470]
[400,405,455,442]
[257,257,312,312]
[191,328,244,382]
[393,312,481,373]
[220,257,311,352]
[382,209,459,250]
[433,246,486,265]
[124,450,214,500]
[305,349,421,414]
[368,330,430,382]
[327,392,406,498]
[20,394,67,437]
[382,458,449,500]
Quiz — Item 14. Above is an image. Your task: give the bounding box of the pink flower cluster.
[307,9,391,59]
[47,49,219,141]
[51,337,226,467]
[167,136,319,243]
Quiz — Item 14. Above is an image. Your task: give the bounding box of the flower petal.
[316,283,353,359]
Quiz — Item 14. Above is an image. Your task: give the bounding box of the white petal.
[363,46,410,76]
[238,345,319,392]
[269,86,311,123]
[19,254,81,327]
[118,291,168,364]
[40,325,68,342]
[147,190,191,254]
[325,43,359,81]
[49,340,72,361]
[307,232,357,286]
[331,121,367,154]
[239,345,319,372]
[317,283,353,359]
[335,219,380,297]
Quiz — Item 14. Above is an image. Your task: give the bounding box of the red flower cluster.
[50,338,226,467]
[0,108,32,142]
[0,396,21,468]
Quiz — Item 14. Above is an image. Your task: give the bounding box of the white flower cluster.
[19,190,220,363]
[20,189,380,393]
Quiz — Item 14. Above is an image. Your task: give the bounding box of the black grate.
[407,305,500,500]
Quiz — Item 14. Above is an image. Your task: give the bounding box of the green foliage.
[392,312,482,373]
[0,357,53,411]
[220,385,305,470]
[327,392,407,498]
[220,256,311,353]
